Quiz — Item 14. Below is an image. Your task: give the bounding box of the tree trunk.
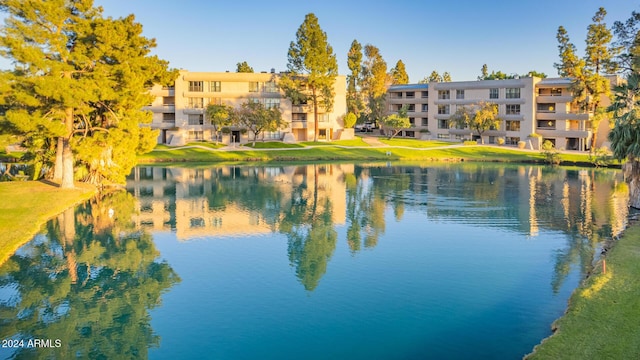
[312,87,318,142]
[53,137,63,182]
[61,107,75,189]
[61,208,78,284]
[625,159,640,209]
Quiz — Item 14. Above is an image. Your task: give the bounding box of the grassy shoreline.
[0,181,96,266]
[137,143,602,167]
[526,220,640,359]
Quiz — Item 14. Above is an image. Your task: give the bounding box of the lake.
[0,163,629,359]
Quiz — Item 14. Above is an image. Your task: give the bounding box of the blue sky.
[2,1,640,81]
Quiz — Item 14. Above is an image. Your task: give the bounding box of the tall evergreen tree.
[0,0,174,187]
[236,61,254,73]
[556,7,619,150]
[280,13,338,142]
[346,39,363,117]
[390,59,409,84]
[361,44,388,124]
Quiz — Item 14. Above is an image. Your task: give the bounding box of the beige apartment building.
[145,70,348,146]
[386,76,621,151]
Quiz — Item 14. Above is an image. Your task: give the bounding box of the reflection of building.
[126,165,349,241]
[145,70,347,145]
[386,76,621,151]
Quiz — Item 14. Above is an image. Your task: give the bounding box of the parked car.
[356,122,374,132]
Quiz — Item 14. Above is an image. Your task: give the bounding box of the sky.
[1,0,640,82]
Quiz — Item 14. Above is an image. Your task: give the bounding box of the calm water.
[0,163,629,359]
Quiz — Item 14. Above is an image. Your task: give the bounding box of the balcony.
[291,120,307,129]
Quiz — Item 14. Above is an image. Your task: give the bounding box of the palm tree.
[608,72,640,208]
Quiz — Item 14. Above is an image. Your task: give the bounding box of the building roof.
[536,77,573,86]
[388,84,429,91]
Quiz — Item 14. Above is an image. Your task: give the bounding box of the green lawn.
[526,223,640,359]
[301,137,370,147]
[0,181,96,266]
[140,142,598,164]
[379,138,453,148]
[242,142,305,149]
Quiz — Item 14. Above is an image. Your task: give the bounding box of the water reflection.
[0,191,179,359]
[127,163,627,292]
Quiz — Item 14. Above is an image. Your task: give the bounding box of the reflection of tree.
[0,191,179,359]
[280,165,337,291]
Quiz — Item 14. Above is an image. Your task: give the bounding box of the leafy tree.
[361,44,388,125]
[556,7,619,150]
[524,70,548,78]
[346,40,364,117]
[390,59,409,84]
[232,101,285,146]
[612,11,640,72]
[442,72,452,82]
[449,102,500,144]
[343,112,357,128]
[280,13,338,142]
[428,70,443,82]
[236,61,254,73]
[478,64,489,80]
[206,104,232,144]
[0,1,174,187]
[381,113,411,139]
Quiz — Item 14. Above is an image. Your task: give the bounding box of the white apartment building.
[387,76,621,151]
[145,70,348,146]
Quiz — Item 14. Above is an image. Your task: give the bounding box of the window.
[437,133,450,139]
[409,117,415,125]
[404,131,415,137]
[189,130,204,140]
[438,90,450,99]
[438,119,449,129]
[456,89,465,99]
[506,88,520,99]
[264,98,280,109]
[209,97,222,105]
[537,103,555,112]
[188,114,204,125]
[506,104,521,115]
[162,113,175,123]
[421,91,429,98]
[263,131,283,140]
[551,88,562,96]
[505,120,520,131]
[489,88,499,99]
[421,104,428,112]
[407,104,415,112]
[505,137,520,145]
[188,81,203,92]
[421,118,429,126]
[210,81,221,92]
[292,113,307,121]
[162,96,175,106]
[438,105,450,114]
[187,97,204,108]
[319,114,330,122]
[249,82,259,92]
[405,91,415,99]
[537,120,556,129]
[264,81,278,93]
[391,92,402,99]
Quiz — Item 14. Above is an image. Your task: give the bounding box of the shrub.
[343,112,357,128]
[517,141,527,149]
[589,147,612,168]
[497,138,505,145]
[463,140,477,146]
[542,140,561,165]
[220,127,231,134]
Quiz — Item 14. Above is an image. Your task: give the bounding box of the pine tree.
[0,1,174,187]
[390,60,409,84]
[346,39,363,117]
[280,13,338,142]
[361,44,388,124]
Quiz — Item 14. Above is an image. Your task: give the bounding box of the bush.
[589,147,612,168]
[463,140,477,146]
[343,112,357,128]
[497,138,505,145]
[517,141,527,149]
[220,127,231,134]
[542,140,561,165]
